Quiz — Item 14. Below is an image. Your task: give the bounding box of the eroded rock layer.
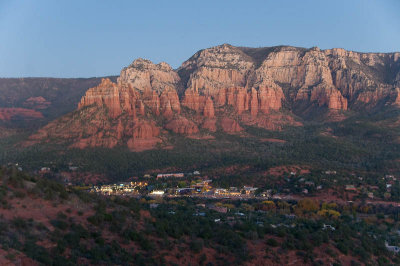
[28,44,400,150]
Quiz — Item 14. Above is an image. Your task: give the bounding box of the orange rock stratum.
[28,44,400,150]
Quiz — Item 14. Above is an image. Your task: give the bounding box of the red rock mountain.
[28,44,400,150]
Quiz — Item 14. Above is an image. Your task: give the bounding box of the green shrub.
[266,238,279,247]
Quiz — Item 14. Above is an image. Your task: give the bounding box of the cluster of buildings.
[91,177,262,199]
[151,181,259,198]
[91,181,148,195]
[146,171,201,179]
[213,186,258,196]
[156,173,185,179]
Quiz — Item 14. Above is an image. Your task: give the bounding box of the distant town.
[90,171,264,200]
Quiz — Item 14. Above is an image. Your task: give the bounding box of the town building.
[156,173,185,179]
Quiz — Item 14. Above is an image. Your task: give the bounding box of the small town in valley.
[89,171,263,199]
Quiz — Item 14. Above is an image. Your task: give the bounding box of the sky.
[0,0,399,78]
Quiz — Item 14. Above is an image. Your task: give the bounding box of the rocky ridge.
[28,44,400,151]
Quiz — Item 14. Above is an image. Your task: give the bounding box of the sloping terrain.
[0,167,399,265]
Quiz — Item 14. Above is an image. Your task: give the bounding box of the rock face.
[220,117,243,133]
[118,59,182,94]
[28,44,400,150]
[203,97,215,118]
[23,96,51,110]
[165,117,199,134]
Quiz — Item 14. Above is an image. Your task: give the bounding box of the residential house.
[157,173,185,179]
[345,185,357,192]
[243,186,258,195]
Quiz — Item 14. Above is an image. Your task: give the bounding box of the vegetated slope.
[0,167,399,265]
[6,106,400,184]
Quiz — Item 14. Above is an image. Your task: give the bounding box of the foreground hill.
[25,44,400,151]
[0,167,399,265]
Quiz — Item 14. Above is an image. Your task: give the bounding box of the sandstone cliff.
[27,44,400,151]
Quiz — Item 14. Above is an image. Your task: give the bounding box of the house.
[345,185,357,191]
[157,173,185,179]
[191,180,212,192]
[193,171,200,175]
[40,167,51,172]
[150,203,159,209]
[272,194,282,199]
[149,190,165,196]
[260,191,271,198]
[69,166,78,171]
[243,186,258,195]
[215,188,228,195]
[255,221,264,227]
[143,174,151,178]
[324,170,337,175]
[285,214,296,219]
[176,188,194,195]
[322,224,335,231]
[385,241,400,253]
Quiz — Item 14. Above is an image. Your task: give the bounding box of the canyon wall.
[28,44,400,150]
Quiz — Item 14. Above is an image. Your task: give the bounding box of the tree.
[297,199,319,212]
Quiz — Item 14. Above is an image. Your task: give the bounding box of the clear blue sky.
[0,0,399,78]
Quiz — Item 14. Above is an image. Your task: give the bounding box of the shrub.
[266,238,279,247]
[12,217,27,229]
[50,219,68,230]
[190,239,204,253]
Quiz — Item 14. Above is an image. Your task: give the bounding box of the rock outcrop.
[165,117,199,135]
[23,96,51,110]
[118,59,182,94]
[220,117,243,133]
[27,44,400,151]
[203,97,215,118]
[127,121,161,151]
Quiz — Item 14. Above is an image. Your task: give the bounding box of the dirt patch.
[211,165,252,176]
[0,248,38,266]
[59,171,107,185]
[2,192,94,230]
[263,165,310,177]
[187,134,215,140]
[260,138,286,143]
